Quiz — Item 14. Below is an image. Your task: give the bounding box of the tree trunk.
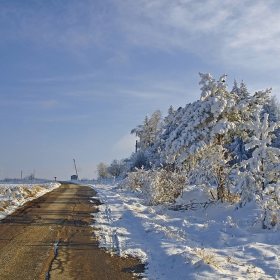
[217,134,226,202]
[261,158,265,191]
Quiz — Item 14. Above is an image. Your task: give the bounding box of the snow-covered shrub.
[120,167,187,205]
[119,167,149,191]
[143,167,187,205]
[128,150,151,171]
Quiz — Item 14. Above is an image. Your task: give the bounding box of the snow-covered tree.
[165,105,175,124]
[188,144,233,200]
[131,115,149,146]
[163,73,234,166]
[262,96,278,122]
[161,73,270,201]
[147,106,180,168]
[261,95,280,148]
[131,110,163,151]
[231,79,239,96]
[236,111,280,228]
[238,111,280,191]
[125,72,272,204]
[239,80,250,100]
[231,79,249,100]
[227,136,249,166]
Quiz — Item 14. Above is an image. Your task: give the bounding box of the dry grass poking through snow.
[0,201,10,212]
[0,182,60,218]
[0,185,44,212]
[193,248,219,269]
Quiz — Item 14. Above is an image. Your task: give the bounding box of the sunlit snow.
[0,180,60,220]
[89,181,280,280]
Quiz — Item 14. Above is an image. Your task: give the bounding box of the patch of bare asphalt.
[0,183,144,280]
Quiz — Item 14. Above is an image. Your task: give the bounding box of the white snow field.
[0,180,60,220]
[89,182,280,280]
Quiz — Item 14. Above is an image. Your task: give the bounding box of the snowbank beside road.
[89,182,280,280]
[0,181,60,220]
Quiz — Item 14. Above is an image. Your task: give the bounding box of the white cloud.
[112,134,137,156]
[113,0,280,68]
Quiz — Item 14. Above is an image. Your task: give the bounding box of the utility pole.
[73,159,79,180]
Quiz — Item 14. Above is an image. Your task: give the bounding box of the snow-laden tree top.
[161,73,272,165]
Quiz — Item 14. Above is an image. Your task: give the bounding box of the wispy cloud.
[2,0,280,69]
[21,73,98,84]
[0,98,67,110]
[0,0,115,53]
[112,0,280,68]
[39,99,60,109]
[34,114,91,123]
[120,89,170,99]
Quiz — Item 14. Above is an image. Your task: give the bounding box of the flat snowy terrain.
[89,182,280,280]
[0,180,60,220]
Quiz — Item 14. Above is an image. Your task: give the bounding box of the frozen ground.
[88,181,280,280]
[0,179,60,220]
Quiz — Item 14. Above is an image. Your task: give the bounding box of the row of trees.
[97,160,126,179]
[98,73,280,228]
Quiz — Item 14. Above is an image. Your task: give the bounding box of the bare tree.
[97,162,109,179]
[107,159,126,177]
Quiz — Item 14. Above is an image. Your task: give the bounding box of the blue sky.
[1,0,280,180]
